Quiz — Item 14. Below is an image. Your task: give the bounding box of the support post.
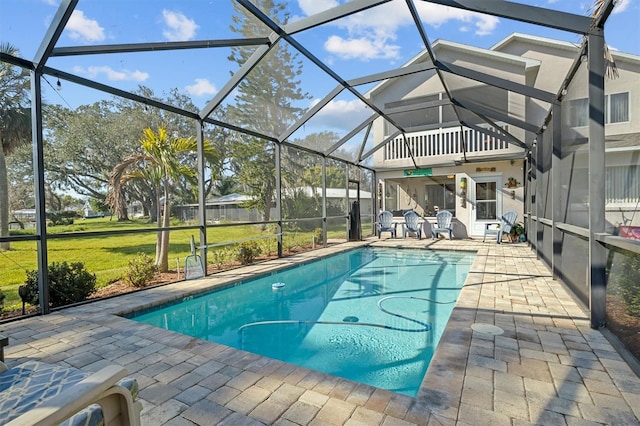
[321,157,327,247]
[275,143,283,257]
[31,71,50,313]
[196,120,208,273]
[552,104,562,280]
[535,139,542,258]
[588,30,607,329]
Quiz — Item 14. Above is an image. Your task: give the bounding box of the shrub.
[236,241,262,265]
[47,211,78,226]
[312,227,324,245]
[256,237,277,257]
[510,222,526,242]
[123,253,156,288]
[0,289,5,312]
[212,247,233,270]
[23,261,97,308]
[614,251,640,316]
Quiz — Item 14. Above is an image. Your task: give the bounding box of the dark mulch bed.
[1,244,322,322]
[606,295,640,362]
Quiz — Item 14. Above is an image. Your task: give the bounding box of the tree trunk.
[116,192,129,221]
[155,191,162,267]
[149,200,158,223]
[260,181,273,231]
[157,183,171,272]
[0,150,10,250]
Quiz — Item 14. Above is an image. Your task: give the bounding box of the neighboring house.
[126,200,145,219]
[292,187,373,216]
[83,200,111,218]
[370,33,640,238]
[176,193,260,223]
[176,188,372,224]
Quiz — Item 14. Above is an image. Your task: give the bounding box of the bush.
[614,251,640,316]
[47,211,78,226]
[312,227,324,245]
[123,253,156,288]
[256,237,277,257]
[0,289,5,312]
[236,241,262,265]
[510,222,526,242]
[210,247,230,270]
[23,261,97,308]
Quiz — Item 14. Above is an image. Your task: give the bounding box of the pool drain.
[272,282,285,290]
[470,323,504,336]
[343,316,359,322]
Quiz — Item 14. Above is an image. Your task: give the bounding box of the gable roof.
[491,32,582,54]
[367,35,542,99]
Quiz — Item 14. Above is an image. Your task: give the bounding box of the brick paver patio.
[2,239,639,425]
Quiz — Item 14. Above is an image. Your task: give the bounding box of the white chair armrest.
[7,365,141,426]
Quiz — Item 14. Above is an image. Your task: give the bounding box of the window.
[606,165,639,203]
[566,92,629,127]
[384,182,398,211]
[607,92,629,124]
[424,179,456,217]
[475,181,497,220]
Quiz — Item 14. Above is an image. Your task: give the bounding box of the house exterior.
[176,188,372,224]
[370,33,640,239]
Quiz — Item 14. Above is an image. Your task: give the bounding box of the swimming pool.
[127,247,474,396]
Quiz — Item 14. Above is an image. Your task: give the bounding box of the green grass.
[0,217,348,312]
[0,217,267,311]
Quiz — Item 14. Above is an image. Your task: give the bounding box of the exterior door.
[470,175,501,236]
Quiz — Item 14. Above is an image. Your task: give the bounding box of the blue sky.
[1,0,638,136]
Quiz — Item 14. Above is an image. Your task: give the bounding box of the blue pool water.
[127,247,474,396]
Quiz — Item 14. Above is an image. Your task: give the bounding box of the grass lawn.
[0,217,348,312]
[0,218,269,311]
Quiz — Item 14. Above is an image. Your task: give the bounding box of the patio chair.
[377,210,397,238]
[402,210,422,239]
[0,360,142,426]
[431,210,453,240]
[484,210,518,244]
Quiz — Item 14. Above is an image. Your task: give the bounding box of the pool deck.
[2,238,640,425]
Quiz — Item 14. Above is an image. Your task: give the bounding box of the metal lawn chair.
[377,210,397,239]
[402,210,422,239]
[431,210,453,240]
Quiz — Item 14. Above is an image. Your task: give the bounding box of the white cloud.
[66,10,105,42]
[297,0,498,62]
[335,2,412,35]
[308,98,371,130]
[415,3,499,35]
[316,1,409,61]
[473,15,499,36]
[73,65,148,82]
[185,78,218,96]
[298,0,339,16]
[162,10,198,41]
[325,35,401,61]
[613,0,632,14]
[41,0,57,5]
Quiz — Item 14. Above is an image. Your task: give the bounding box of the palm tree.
[107,126,217,272]
[0,42,31,250]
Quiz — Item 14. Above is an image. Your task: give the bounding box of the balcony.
[376,125,525,168]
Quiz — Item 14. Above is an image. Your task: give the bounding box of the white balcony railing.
[383,126,511,161]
